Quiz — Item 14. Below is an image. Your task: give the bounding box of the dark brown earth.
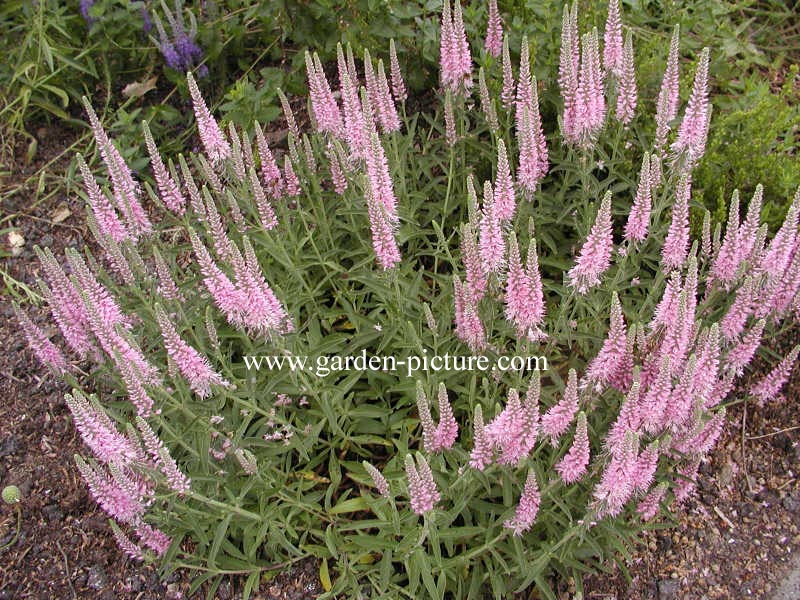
[1,124,798,600]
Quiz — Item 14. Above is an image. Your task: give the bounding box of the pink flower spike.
[365,179,401,271]
[375,59,401,133]
[637,482,668,521]
[142,123,185,215]
[654,25,681,151]
[504,469,541,535]
[574,28,606,147]
[640,355,671,434]
[603,0,623,76]
[516,86,549,196]
[16,306,69,375]
[433,383,459,450]
[156,305,230,398]
[624,153,652,243]
[726,319,765,375]
[736,185,763,266]
[389,39,407,104]
[135,522,172,557]
[283,155,301,198]
[135,416,190,495]
[749,345,800,405]
[661,174,691,271]
[585,291,627,389]
[405,453,440,515]
[453,277,486,352]
[592,430,639,518]
[615,31,637,124]
[493,139,516,221]
[76,457,146,525]
[363,461,391,498]
[558,2,580,143]
[556,411,590,484]
[337,44,368,159]
[484,0,503,58]
[186,72,231,164]
[672,48,711,162]
[111,523,145,561]
[505,233,546,341]
[720,276,756,341]
[77,155,129,242]
[305,51,343,137]
[478,181,506,274]
[484,388,528,465]
[541,369,579,445]
[710,190,742,288]
[469,404,493,471]
[568,190,614,294]
[254,122,284,198]
[65,391,140,465]
[460,222,487,305]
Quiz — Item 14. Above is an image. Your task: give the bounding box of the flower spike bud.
[654,25,681,151]
[363,461,391,498]
[672,48,711,162]
[501,36,515,109]
[389,39,407,103]
[603,0,623,76]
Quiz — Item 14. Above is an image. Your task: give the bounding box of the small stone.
[657,579,680,600]
[42,504,62,522]
[39,233,54,247]
[86,565,107,591]
[782,494,800,514]
[0,436,20,458]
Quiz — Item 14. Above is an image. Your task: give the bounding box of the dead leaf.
[51,204,71,223]
[8,231,25,256]
[122,76,158,99]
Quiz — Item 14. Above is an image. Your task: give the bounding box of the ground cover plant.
[12,0,800,598]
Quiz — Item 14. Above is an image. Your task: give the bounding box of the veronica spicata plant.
[17,0,800,598]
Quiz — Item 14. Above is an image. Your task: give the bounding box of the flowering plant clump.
[17,1,800,597]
